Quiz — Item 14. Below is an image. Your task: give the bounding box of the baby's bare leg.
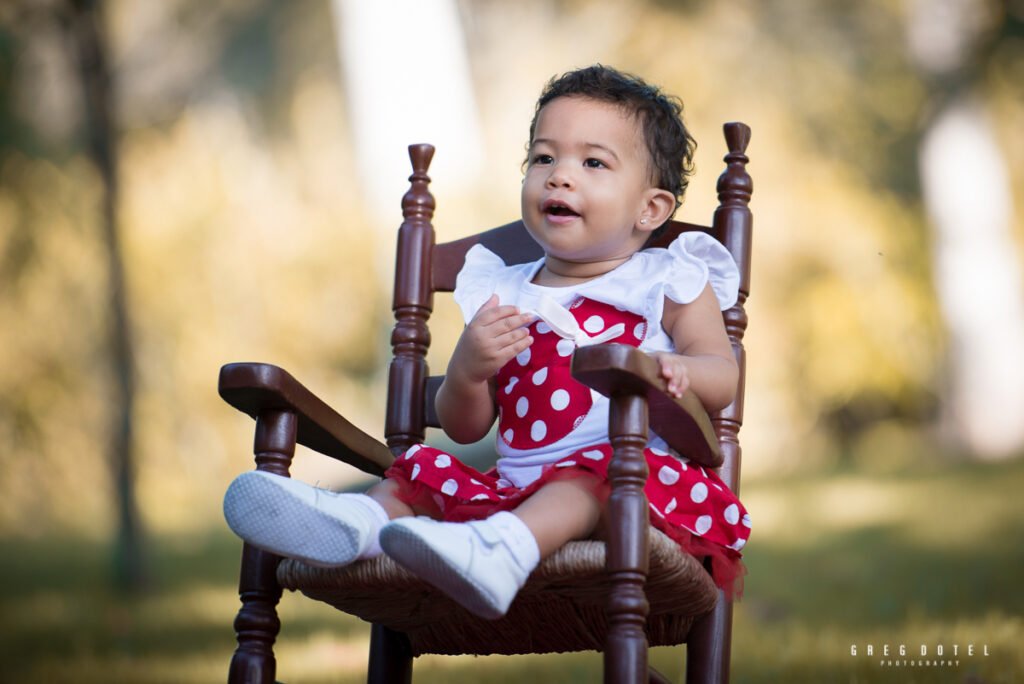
[511,477,602,558]
[366,478,430,519]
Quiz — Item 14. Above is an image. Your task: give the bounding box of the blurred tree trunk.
[907,0,1024,458]
[329,0,484,211]
[68,0,146,589]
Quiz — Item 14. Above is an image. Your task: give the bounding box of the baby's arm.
[655,284,738,412]
[436,294,535,443]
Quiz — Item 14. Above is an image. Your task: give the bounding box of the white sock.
[487,511,540,573]
[340,493,390,559]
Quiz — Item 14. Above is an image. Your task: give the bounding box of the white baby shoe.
[223,470,386,567]
[379,513,538,619]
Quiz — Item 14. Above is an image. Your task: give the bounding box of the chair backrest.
[385,125,752,492]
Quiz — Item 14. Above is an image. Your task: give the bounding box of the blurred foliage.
[0,0,1022,540]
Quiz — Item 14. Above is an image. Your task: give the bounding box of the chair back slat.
[432,221,544,292]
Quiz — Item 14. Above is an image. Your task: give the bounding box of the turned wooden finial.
[723,122,751,156]
[402,144,436,219]
[718,123,753,207]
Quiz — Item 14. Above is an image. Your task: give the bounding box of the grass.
[1,457,1022,683]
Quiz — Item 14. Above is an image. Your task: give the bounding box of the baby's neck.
[532,254,635,287]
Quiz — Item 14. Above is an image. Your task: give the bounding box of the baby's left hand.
[650,351,690,399]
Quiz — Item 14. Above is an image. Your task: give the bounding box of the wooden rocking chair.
[219,122,753,684]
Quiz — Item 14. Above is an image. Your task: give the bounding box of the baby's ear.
[638,188,676,232]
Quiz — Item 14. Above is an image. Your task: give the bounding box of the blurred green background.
[1,0,1022,682]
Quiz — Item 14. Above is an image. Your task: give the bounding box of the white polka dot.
[557,339,575,356]
[582,449,605,460]
[536,321,552,334]
[441,479,459,496]
[503,428,514,443]
[516,347,531,366]
[665,497,677,514]
[658,465,680,485]
[532,367,548,385]
[633,322,645,340]
[434,454,451,468]
[504,376,519,394]
[531,420,547,441]
[731,538,747,551]
[742,513,752,528]
[695,515,712,535]
[555,460,577,468]
[724,504,740,525]
[516,396,529,418]
[470,479,481,485]
[583,315,605,333]
[471,493,491,501]
[712,483,722,491]
[550,389,570,410]
[404,444,421,459]
[649,446,669,457]
[649,503,666,518]
[410,463,421,480]
[690,482,708,503]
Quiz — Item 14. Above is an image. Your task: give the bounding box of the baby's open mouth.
[544,202,580,218]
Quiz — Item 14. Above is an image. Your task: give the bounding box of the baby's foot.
[223,471,384,567]
[379,516,534,619]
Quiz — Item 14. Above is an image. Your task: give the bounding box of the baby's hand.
[651,351,691,399]
[449,295,535,384]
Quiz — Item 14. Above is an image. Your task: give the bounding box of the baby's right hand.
[449,295,534,383]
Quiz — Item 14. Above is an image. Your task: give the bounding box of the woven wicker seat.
[278,528,718,657]
[220,124,753,683]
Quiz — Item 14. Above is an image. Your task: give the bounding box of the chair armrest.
[218,363,394,477]
[570,344,723,468]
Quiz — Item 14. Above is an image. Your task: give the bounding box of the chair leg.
[229,543,284,684]
[229,408,296,684]
[367,623,413,684]
[685,589,732,684]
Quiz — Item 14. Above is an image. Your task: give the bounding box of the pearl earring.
[640,218,647,225]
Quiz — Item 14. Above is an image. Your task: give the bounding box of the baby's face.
[521,96,663,275]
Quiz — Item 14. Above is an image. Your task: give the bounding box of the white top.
[452,233,739,487]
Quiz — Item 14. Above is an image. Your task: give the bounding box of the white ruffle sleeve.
[452,243,545,324]
[452,244,504,323]
[664,232,740,310]
[639,232,740,329]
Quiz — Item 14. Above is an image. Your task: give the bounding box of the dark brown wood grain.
[219,363,393,476]
[684,122,753,684]
[385,145,437,458]
[227,409,296,684]
[570,344,723,468]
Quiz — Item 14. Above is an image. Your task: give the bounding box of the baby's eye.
[531,153,554,166]
[584,157,607,169]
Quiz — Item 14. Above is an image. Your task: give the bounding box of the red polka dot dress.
[386,234,751,595]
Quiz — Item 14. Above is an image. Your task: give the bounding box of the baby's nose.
[546,167,574,189]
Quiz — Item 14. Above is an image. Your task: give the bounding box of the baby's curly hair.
[526,65,697,225]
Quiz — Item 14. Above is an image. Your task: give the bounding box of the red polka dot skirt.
[386,441,751,597]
